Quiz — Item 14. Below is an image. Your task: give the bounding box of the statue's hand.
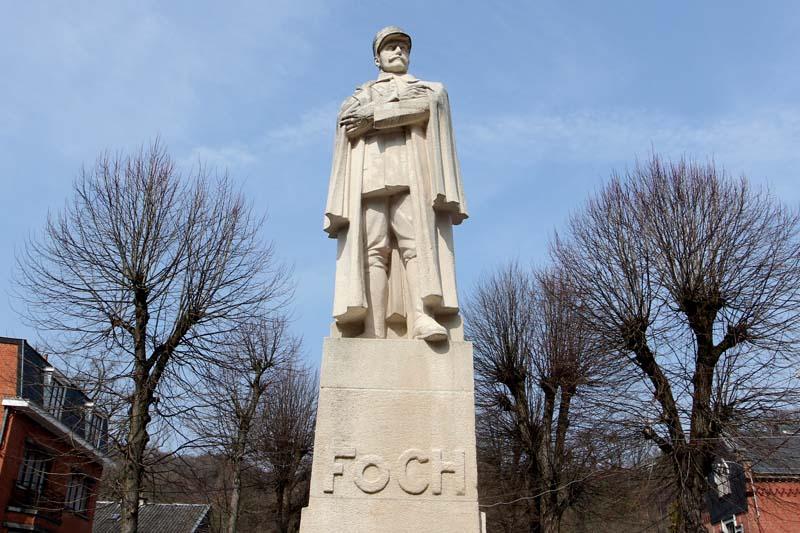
[399,84,433,100]
[340,104,374,137]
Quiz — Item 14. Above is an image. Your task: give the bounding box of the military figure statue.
[324,26,468,342]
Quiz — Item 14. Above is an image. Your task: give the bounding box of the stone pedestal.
[299,338,484,533]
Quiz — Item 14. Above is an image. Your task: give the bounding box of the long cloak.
[323,79,468,326]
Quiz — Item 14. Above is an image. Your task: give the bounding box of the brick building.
[0,337,109,533]
[705,435,800,532]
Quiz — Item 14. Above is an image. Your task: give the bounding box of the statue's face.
[375,37,410,74]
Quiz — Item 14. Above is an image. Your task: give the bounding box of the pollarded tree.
[553,155,800,532]
[466,263,610,533]
[190,315,301,533]
[16,142,288,533]
[256,364,316,533]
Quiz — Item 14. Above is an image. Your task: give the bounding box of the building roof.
[742,435,800,476]
[723,432,800,477]
[93,501,211,533]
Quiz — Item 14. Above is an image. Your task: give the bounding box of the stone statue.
[324,26,468,342]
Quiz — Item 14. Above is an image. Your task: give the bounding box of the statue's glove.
[399,83,433,100]
[340,103,374,137]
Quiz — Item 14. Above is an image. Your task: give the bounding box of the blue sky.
[2,1,799,363]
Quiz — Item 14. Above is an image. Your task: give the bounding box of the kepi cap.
[373,26,412,57]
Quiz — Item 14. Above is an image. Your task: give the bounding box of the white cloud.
[462,106,800,168]
[263,102,338,151]
[0,2,325,158]
[182,143,259,171]
[181,101,338,170]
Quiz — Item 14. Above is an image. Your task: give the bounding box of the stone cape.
[323,80,468,329]
[298,338,485,533]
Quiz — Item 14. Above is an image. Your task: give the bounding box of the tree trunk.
[673,479,707,533]
[541,388,574,533]
[542,516,559,533]
[120,387,151,533]
[508,385,543,533]
[676,312,716,533]
[225,462,242,533]
[538,383,556,533]
[671,448,709,533]
[527,466,543,533]
[276,483,290,533]
[225,427,250,533]
[120,463,141,533]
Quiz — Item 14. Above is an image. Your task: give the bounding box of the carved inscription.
[323,447,356,493]
[397,448,429,495]
[325,447,465,496]
[353,454,391,493]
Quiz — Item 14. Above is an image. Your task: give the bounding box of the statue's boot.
[405,258,448,342]
[365,265,388,338]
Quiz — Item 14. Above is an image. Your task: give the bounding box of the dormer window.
[84,403,105,448]
[714,459,732,497]
[43,368,66,419]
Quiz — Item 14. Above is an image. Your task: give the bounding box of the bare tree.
[191,315,301,533]
[466,263,608,533]
[256,365,316,533]
[552,155,800,532]
[475,414,535,533]
[16,142,288,533]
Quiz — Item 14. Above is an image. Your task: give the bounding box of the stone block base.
[298,338,484,533]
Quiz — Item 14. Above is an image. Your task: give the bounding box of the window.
[16,446,50,496]
[64,474,92,513]
[714,459,732,497]
[85,413,104,448]
[721,516,744,533]
[43,378,66,419]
